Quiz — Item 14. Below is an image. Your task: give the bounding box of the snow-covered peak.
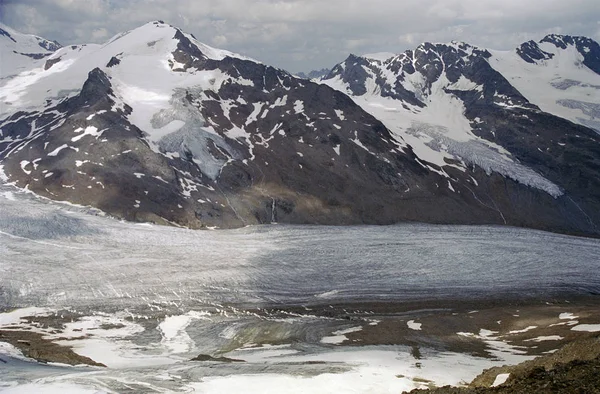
[100,21,211,61]
[102,20,178,48]
[324,40,494,106]
[0,22,61,52]
[512,34,600,73]
[488,34,600,132]
[540,34,600,75]
[410,40,488,57]
[540,34,594,50]
[0,22,61,79]
[0,21,258,117]
[102,20,253,63]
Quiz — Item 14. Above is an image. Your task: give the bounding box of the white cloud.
[212,34,228,47]
[91,27,108,39]
[2,0,599,72]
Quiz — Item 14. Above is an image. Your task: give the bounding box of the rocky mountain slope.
[1,22,599,235]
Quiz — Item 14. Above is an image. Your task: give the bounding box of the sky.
[1,0,600,73]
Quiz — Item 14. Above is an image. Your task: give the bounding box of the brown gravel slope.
[409,335,600,394]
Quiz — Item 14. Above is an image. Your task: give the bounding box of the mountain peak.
[0,22,62,78]
[541,33,572,48]
[362,52,396,62]
[540,33,597,48]
[0,22,61,51]
[97,21,253,70]
[535,34,600,74]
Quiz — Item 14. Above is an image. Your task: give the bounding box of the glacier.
[1,180,600,393]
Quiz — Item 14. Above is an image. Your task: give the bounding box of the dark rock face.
[37,38,61,52]
[400,42,492,88]
[326,55,370,95]
[464,104,600,235]
[13,51,51,60]
[191,354,244,363]
[44,56,61,70]
[326,42,511,110]
[106,56,121,67]
[517,40,555,63]
[0,28,16,43]
[409,357,600,394]
[173,28,206,60]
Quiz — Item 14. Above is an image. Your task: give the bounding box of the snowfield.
[489,44,600,133]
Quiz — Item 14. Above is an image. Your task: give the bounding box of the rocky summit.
[1,21,599,235]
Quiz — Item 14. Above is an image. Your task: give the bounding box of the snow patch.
[492,373,510,387]
[457,328,533,364]
[0,307,52,325]
[71,126,103,142]
[524,335,563,342]
[47,144,68,156]
[407,320,422,330]
[571,324,600,332]
[0,165,9,182]
[508,326,537,334]
[293,100,304,114]
[320,326,363,344]
[19,160,31,174]
[559,312,578,320]
[158,311,212,353]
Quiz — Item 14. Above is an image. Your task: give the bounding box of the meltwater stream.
[1,183,600,393]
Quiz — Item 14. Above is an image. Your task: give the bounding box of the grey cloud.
[1,0,599,73]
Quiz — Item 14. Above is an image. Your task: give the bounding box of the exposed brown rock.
[0,330,105,367]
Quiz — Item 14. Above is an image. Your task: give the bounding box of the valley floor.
[1,182,599,393]
[1,298,599,393]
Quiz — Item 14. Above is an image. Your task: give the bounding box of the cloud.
[2,0,599,72]
[91,27,108,39]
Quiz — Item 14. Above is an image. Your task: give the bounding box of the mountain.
[0,23,61,79]
[320,35,600,236]
[296,68,331,80]
[0,23,599,236]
